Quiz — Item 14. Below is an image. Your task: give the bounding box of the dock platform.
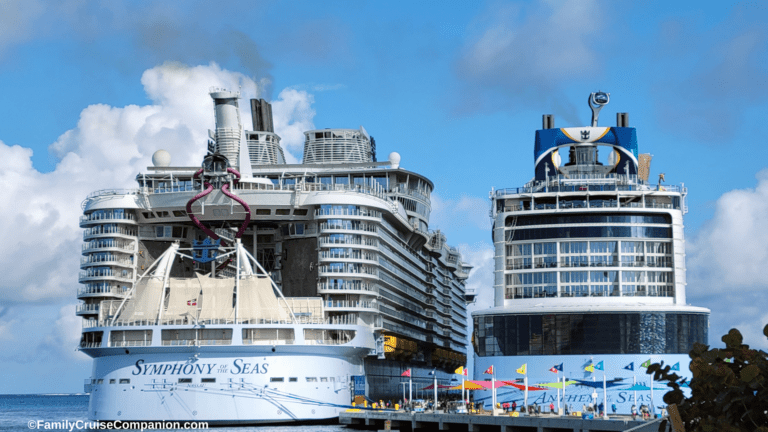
[339,410,664,432]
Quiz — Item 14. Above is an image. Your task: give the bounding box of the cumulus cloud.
[687,169,768,349]
[430,193,491,232]
[39,304,89,361]
[687,169,768,292]
[0,62,314,304]
[272,88,316,164]
[454,0,605,121]
[460,243,496,312]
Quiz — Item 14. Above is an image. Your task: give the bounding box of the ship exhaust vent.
[251,98,274,133]
[617,112,629,127]
[542,114,555,129]
[245,99,285,165]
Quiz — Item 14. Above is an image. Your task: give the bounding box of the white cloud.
[460,242,496,313]
[0,62,315,303]
[272,88,316,164]
[430,194,491,232]
[686,169,768,349]
[40,304,89,361]
[687,169,768,292]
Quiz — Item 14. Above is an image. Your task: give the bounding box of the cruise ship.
[77,88,474,423]
[472,92,709,413]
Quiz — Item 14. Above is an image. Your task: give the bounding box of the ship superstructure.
[472,92,709,413]
[77,88,473,423]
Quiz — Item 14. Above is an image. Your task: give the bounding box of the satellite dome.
[388,152,401,169]
[152,149,171,167]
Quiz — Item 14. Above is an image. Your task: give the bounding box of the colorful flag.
[428,369,436,376]
[516,364,527,374]
[585,364,595,373]
[463,368,468,376]
[455,366,464,375]
[554,363,563,372]
[671,362,680,371]
[401,369,411,377]
[484,365,494,375]
[641,359,651,368]
[624,362,634,371]
[187,299,197,306]
[594,361,604,371]
[549,366,558,373]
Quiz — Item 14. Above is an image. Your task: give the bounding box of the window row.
[506,212,671,227]
[474,312,708,356]
[506,226,672,242]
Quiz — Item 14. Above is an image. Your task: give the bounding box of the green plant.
[647,324,768,432]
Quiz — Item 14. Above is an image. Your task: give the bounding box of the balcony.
[76,303,100,316]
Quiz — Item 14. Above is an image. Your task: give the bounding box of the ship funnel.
[542,114,555,129]
[250,98,274,133]
[209,88,242,168]
[617,112,629,127]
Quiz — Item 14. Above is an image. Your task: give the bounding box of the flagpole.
[409,375,412,407]
[524,369,528,410]
[603,372,607,419]
[633,375,637,411]
[556,371,561,415]
[650,373,654,417]
[562,374,566,414]
[433,370,438,411]
[491,367,496,414]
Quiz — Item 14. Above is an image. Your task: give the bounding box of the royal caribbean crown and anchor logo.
[192,238,221,263]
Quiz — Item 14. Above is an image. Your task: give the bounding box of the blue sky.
[1,0,767,394]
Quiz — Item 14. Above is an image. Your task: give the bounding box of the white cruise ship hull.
[86,350,364,423]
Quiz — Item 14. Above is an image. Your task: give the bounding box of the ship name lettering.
[231,358,269,374]
[131,359,218,375]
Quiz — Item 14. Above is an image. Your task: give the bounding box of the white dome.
[388,152,401,169]
[152,149,171,167]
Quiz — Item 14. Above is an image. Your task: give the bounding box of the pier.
[339,410,665,432]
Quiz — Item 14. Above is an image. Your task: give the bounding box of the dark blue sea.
[0,395,348,432]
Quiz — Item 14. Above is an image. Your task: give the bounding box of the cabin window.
[178,378,192,383]
[270,378,284,382]
[202,378,216,383]
[119,379,130,384]
[289,377,297,382]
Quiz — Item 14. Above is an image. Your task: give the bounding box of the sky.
[0,0,766,394]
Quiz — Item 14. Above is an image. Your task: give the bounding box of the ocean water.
[0,395,348,432]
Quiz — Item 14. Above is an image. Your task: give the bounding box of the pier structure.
[339,409,665,432]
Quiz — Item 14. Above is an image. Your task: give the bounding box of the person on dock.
[549,402,554,414]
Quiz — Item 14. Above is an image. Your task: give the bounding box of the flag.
[549,366,558,373]
[641,359,651,368]
[429,368,436,376]
[624,362,634,371]
[401,369,411,377]
[483,365,494,375]
[585,364,595,373]
[463,368,468,376]
[594,361,604,371]
[516,364,527,374]
[554,363,563,372]
[671,362,680,371]
[187,299,197,306]
[455,366,464,375]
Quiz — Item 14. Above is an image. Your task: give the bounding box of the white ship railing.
[82,315,361,328]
